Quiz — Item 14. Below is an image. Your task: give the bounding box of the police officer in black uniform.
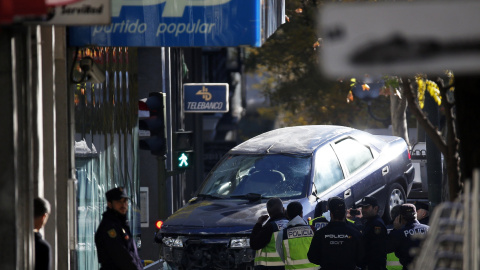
[387,204,429,270]
[95,187,143,270]
[357,196,388,270]
[307,197,365,270]
[250,197,289,269]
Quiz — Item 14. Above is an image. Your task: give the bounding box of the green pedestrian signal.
[175,151,193,170]
[178,152,189,167]
[173,130,194,171]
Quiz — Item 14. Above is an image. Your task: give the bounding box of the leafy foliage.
[415,76,442,109]
[245,0,391,129]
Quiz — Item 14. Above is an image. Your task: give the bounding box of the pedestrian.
[275,201,318,270]
[250,197,289,269]
[307,197,365,270]
[414,201,430,225]
[387,204,429,270]
[34,197,52,270]
[95,187,143,270]
[357,196,387,270]
[309,200,329,231]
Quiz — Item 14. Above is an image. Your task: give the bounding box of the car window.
[313,145,344,194]
[198,154,312,199]
[334,138,373,175]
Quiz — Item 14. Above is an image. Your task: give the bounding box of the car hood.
[159,199,268,235]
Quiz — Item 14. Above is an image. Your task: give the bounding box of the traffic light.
[138,92,166,156]
[173,131,194,170]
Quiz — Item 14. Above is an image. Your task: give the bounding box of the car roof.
[230,125,356,155]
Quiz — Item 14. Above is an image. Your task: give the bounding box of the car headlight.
[162,236,184,248]
[230,238,250,248]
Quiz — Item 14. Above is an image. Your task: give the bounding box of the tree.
[402,74,461,201]
[245,0,390,129]
[246,0,465,201]
[349,76,411,144]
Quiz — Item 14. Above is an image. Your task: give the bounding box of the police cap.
[400,203,416,217]
[357,196,378,207]
[414,201,429,211]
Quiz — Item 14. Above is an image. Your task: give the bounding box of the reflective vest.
[309,216,328,231]
[386,252,402,270]
[282,225,318,270]
[255,219,288,267]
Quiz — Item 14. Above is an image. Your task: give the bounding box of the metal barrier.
[411,169,480,270]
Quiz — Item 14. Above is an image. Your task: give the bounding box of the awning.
[0,0,84,24]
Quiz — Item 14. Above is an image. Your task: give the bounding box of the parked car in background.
[155,125,415,269]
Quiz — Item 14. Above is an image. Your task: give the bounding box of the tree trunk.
[390,86,409,146]
[454,76,480,185]
[402,78,461,201]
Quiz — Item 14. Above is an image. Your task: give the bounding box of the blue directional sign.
[68,0,283,47]
[184,83,229,113]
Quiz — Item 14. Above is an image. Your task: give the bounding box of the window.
[198,154,312,199]
[335,138,373,175]
[314,145,344,194]
[73,47,140,270]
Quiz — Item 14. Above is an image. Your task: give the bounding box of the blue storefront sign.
[69,0,284,47]
[184,83,229,113]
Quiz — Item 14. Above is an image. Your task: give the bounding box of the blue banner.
[69,0,263,47]
[184,83,229,113]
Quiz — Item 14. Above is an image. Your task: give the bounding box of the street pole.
[424,93,442,209]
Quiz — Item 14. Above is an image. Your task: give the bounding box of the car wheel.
[384,183,406,222]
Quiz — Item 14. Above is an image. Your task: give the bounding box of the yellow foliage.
[415,76,441,109]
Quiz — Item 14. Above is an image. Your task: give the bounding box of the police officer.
[95,187,143,270]
[307,197,365,270]
[386,205,402,270]
[414,201,430,225]
[357,196,387,270]
[387,204,429,270]
[250,197,289,269]
[309,200,329,231]
[275,201,318,270]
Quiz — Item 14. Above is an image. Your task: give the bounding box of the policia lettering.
[404,227,428,237]
[325,234,352,245]
[287,227,314,238]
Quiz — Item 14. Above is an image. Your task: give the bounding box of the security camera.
[79,57,106,83]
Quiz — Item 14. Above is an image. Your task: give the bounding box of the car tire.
[384,183,406,222]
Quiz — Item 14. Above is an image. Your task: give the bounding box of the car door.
[332,137,386,211]
[312,144,355,208]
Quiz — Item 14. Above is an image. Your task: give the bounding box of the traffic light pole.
[165,47,174,216]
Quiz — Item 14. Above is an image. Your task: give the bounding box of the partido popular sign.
[69,0,267,47]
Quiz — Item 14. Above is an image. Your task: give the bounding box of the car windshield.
[197,154,312,199]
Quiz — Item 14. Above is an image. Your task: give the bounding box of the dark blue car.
[156,125,414,269]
